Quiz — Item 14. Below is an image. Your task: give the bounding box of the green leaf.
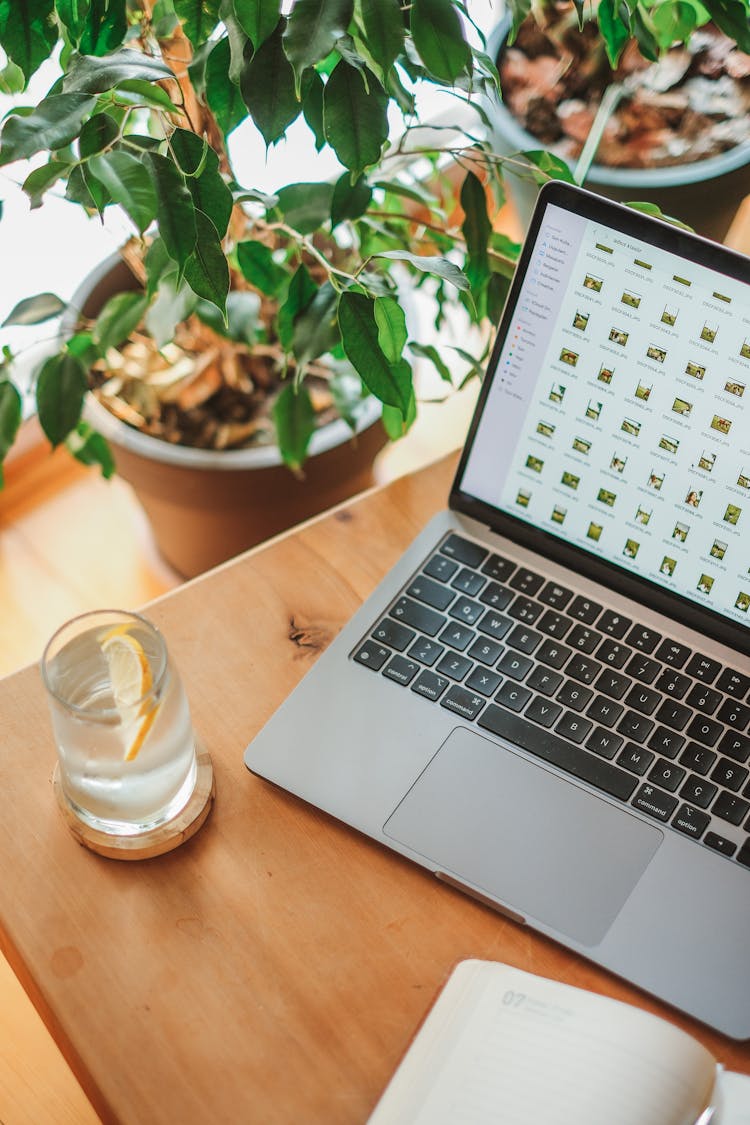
[357,0,404,81]
[63,48,175,94]
[88,150,157,233]
[205,36,248,135]
[275,180,334,234]
[21,159,70,208]
[292,281,339,366]
[56,0,91,46]
[233,0,281,49]
[78,112,120,159]
[144,151,197,275]
[196,290,260,343]
[36,352,88,447]
[174,0,221,47]
[597,0,632,66]
[373,250,470,292]
[0,0,57,82]
[519,150,576,185]
[283,0,353,86]
[625,200,694,230]
[0,58,25,95]
[64,162,97,208]
[65,420,115,477]
[410,0,470,83]
[338,291,412,413]
[183,209,230,315]
[94,291,148,352]
[145,271,197,347]
[702,0,750,52]
[331,171,372,227]
[373,295,406,364]
[170,128,233,237]
[240,17,301,145]
[112,78,181,114]
[236,240,288,297]
[410,340,452,383]
[2,292,66,326]
[0,93,95,166]
[277,264,317,350]
[460,170,491,288]
[301,67,325,150]
[79,0,128,55]
[651,1,698,48]
[272,381,315,471]
[323,61,388,177]
[381,383,416,438]
[631,5,660,61]
[0,380,22,478]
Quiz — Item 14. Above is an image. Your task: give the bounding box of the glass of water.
[41,610,198,836]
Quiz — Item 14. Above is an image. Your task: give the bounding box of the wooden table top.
[1,454,748,1123]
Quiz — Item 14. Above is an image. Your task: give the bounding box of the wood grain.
[0,454,748,1125]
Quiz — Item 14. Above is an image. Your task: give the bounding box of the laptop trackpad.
[384,727,662,946]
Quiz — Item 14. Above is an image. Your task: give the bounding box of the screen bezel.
[450,181,750,658]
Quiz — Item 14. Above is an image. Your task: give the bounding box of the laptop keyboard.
[352,532,750,872]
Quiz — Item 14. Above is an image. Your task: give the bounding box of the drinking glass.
[41,610,198,836]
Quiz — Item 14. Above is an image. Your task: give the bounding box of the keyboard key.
[685,652,721,683]
[440,534,487,568]
[617,710,654,744]
[686,714,723,747]
[617,742,653,775]
[507,596,543,625]
[407,575,455,611]
[506,625,542,655]
[654,699,691,732]
[569,595,602,624]
[494,681,532,712]
[390,596,445,637]
[678,742,716,775]
[477,611,513,642]
[654,639,691,668]
[655,669,691,699]
[537,609,572,639]
[481,552,515,582]
[596,669,632,700]
[713,792,750,826]
[625,654,661,684]
[567,655,601,685]
[556,681,593,712]
[624,684,661,715]
[424,554,458,582]
[440,622,476,651]
[525,695,563,728]
[383,655,419,685]
[509,568,544,596]
[585,695,624,728]
[704,831,737,857]
[567,624,600,654]
[716,667,750,699]
[467,637,504,666]
[710,758,748,792]
[451,567,485,596]
[718,730,750,763]
[632,783,679,822]
[597,639,631,669]
[478,706,637,801]
[648,759,685,792]
[436,651,473,681]
[354,642,389,671]
[625,625,661,653]
[672,804,710,840]
[685,683,722,715]
[538,581,573,609]
[408,636,445,666]
[597,610,632,639]
[647,726,685,760]
[554,711,593,744]
[526,666,563,696]
[734,838,750,868]
[465,666,502,696]
[717,698,750,731]
[440,685,485,720]
[448,596,484,626]
[498,651,533,681]
[537,639,572,670]
[479,582,512,610]
[679,774,717,809]
[372,618,415,652]
[411,670,449,701]
[586,727,623,759]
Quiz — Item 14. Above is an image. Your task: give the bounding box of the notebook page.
[368,961,716,1125]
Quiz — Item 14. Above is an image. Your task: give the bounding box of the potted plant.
[488,0,750,241]
[0,0,511,574]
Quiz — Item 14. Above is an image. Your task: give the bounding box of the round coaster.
[52,745,215,860]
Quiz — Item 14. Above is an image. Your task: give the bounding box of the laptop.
[245,181,750,1040]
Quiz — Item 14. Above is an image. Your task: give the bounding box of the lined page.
[369,961,716,1125]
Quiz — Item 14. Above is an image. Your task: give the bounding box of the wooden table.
[1,455,748,1123]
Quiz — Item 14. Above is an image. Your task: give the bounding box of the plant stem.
[573,83,626,185]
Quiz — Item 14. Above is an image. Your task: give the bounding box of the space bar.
[477,705,637,802]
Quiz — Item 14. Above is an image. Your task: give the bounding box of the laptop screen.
[458,184,750,633]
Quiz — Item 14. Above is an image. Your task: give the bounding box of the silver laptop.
[245,182,750,1040]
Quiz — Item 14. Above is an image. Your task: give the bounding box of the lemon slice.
[101,631,158,761]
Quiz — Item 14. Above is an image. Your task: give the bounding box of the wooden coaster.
[52,745,215,860]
